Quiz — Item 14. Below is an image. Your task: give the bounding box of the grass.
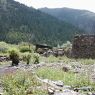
[40,55,95,65]
[0,41,95,65]
[39,55,72,63]
[0,61,10,66]
[0,42,95,94]
[1,70,47,95]
[36,67,95,89]
[78,58,95,65]
[39,55,59,63]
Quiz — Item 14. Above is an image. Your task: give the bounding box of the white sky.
[14,0,95,13]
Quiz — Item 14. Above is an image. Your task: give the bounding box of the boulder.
[48,87,55,95]
[79,86,92,91]
[54,81,64,87]
[54,89,81,95]
[62,65,71,72]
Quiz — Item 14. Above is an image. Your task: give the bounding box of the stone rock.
[0,93,3,95]
[74,86,92,92]
[87,92,92,95]
[62,65,71,72]
[74,88,80,92]
[54,81,64,87]
[48,87,55,95]
[0,86,3,95]
[63,85,72,90]
[54,89,80,95]
[79,86,92,91]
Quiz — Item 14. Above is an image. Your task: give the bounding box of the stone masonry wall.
[72,35,95,58]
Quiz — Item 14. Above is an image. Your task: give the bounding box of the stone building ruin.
[72,35,95,58]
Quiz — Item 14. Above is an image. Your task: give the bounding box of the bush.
[18,42,35,53]
[19,46,32,53]
[0,42,10,53]
[61,41,72,50]
[33,53,39,64]
[9,49,19,66]
[0,48,8,53]
[61,41,72,57]
[23,53,31,65]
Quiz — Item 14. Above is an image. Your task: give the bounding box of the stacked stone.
[72,34,95,58]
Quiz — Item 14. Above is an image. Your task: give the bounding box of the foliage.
[33,53,40,64]
[0,42,10,53]
[39,55,95,65]
[9,48,19,66]
[36,67,95,89]
[22,53,31,65]
[0,0,84,46]
[19,45,31,53]
[1,71,41,95]
[39,55,71,63]
[61,41,72,49]
[18,42,35,53]
[39,8,95,33]
[78,58,95,65]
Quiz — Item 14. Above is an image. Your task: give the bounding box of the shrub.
[23,53,31,65]
[19,46,32,53]
[61,41,72,49]
[0,42,10,53]
[9,49,19,66]
[61,41,72,57]
[33,53,39,64]
[18,42,35,53]
[0,48,8,53]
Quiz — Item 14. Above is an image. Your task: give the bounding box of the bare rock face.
[72,35,95,58]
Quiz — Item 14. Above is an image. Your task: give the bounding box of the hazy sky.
[15,0,95,13]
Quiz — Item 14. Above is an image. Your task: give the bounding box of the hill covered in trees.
[39,7,95,34]
[0,0,84,46]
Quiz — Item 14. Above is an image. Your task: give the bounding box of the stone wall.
[72,35,95,58]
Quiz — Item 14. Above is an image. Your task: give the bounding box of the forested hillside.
[0,0,84,46]
[39,7,95,33]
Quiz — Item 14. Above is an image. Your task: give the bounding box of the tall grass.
[40,55,95,65]
[36,67,95,89]
[1,70,44,95]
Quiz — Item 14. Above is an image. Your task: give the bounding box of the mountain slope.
[0,0,84,46]
[39,7,95,33]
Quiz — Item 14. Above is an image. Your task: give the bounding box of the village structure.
[35,35,95,59]
[72,34,95,58]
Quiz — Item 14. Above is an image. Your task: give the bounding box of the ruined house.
[35,44,65,57]
[72,35,95,58]
[53,48,64,57]
[35,44,52,54]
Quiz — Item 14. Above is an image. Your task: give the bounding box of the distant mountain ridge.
[0,0,84,46]
[39,7,95,33]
